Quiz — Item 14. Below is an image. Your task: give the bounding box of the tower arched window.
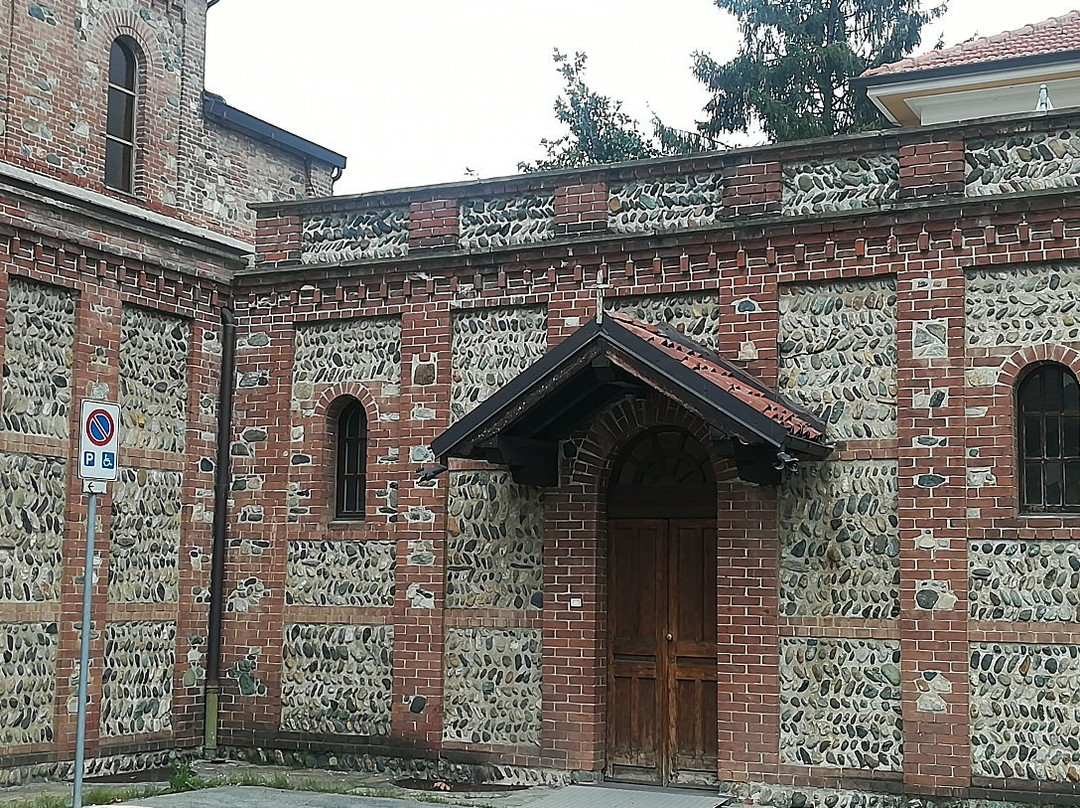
[1018,363,1080,512]
[106,37,139,193]
[335,400,367,519]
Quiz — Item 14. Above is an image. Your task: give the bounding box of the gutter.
[204,307,237,759]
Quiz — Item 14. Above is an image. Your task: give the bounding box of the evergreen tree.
[693,0,946,142]
[518,50,661,172]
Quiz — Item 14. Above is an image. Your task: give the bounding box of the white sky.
[204,1,1080,195]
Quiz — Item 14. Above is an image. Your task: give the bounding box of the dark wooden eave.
[430,314,832,487]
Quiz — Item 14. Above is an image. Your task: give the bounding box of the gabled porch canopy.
[430,313,832,487]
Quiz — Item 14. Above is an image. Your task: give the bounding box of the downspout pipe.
[204,306,236,759]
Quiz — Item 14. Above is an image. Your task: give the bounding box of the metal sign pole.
[73,399,120,808]
[73,485,99,808]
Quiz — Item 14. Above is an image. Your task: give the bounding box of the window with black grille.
[106,38,138,193]
[1018,363,1080,512]
[335,400,367,519]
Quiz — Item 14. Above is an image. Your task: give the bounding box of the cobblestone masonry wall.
[1,278,76,439]
[459,195,555,251]
[779,637,903,772]
[450,306,546,422]
[446,471,543,610]
[966,264,1080,349]
[285,541,395,607]
[779,278,897,440]
[443,627,542,746]
[967,130,1080,197]
[0,622,57,747]
[292,316,402,407]
[109,468,183,604]
[778,461,900,619]
[119,306,190,454]
[970,542,1080,622]
[970,643,1080,782]
[280,624,393,737]
[0,453,65,603]
[608,173,725,233]
[606,292,720,352]
[100,621,176,738]
[243,108,1080,799]
[190,123,336,239]
[782,153,899,216]
[301,208,410,265]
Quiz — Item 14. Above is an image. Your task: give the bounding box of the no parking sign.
[78,400,121,482]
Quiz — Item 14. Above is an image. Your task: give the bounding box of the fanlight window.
[608,429,715,519]
[1018,363,1080,512]
[106,37,138,192]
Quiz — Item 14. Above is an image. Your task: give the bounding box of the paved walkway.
[118,783,730,808]
[0,759,731,808]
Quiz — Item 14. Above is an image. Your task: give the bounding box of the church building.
[4,4,1080,808]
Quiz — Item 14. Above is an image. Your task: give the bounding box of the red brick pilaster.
[716,482,780,784]
[724,158,782,218]
[408,200,459,250]
[896,236,970,797]
[554,182,608,237]
[391,304,452,748]
[898,140,966,200]
[56,262,122,764]
[255,213,302,265]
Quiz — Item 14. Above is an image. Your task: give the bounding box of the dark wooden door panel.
[608,671,660,772]
[607,517,718,786]
[672,665,719,774]
[608,519,665,778]
[668,520,719,784]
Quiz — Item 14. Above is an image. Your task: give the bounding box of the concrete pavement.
[117,783,730,808]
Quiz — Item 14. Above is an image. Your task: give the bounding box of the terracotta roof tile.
[863,10,1080,78]
[612,313,827,445]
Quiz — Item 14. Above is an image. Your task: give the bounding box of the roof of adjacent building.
[202,92,346,170]
[861,10,1080,80]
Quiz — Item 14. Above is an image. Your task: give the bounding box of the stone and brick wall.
[0,194,237,783]
[0,0,339,786]
[234,106,1080,805]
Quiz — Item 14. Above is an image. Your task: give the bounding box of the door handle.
[666,633,673,642]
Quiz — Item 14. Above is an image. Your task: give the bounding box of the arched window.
[335,400,367,519]
[106,37,138,192]
[1019,363,1080,512]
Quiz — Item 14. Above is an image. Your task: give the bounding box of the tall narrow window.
[1019,363,1080,512]
[335,400,367,519]
[106,37,138,193]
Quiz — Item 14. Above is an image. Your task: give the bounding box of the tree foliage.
[693,0,946,142]
[518,50,663,172]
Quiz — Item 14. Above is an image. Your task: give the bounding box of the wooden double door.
[606,516,718,785]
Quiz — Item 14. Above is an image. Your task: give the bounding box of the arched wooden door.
[605,429,718,786]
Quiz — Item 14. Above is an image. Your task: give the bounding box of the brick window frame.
[985,344,1080,522]
[105,36,141,194]
[328,395,367,521]
[1016,362,1080,513]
